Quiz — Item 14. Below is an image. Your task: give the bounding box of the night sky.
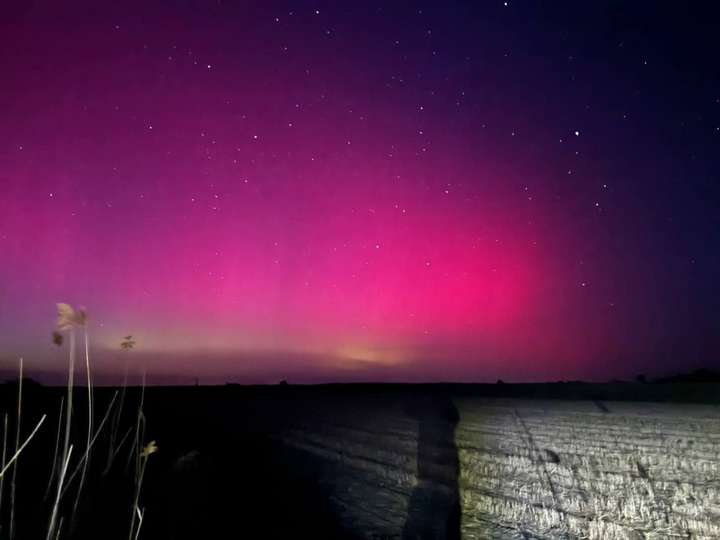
[1,2,719,384]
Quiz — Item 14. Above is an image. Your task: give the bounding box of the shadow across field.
[0,385,354,540]
[402,394,461,540]
[135,388,354,540]
[3,381,720,539]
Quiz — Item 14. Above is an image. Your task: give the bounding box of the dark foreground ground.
[0,381,718,539]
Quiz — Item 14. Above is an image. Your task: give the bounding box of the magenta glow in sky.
[2,2,719,383]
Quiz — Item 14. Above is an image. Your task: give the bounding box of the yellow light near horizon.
[333,345,407,368]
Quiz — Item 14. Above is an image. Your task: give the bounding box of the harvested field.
[2,385,719,539]
[258,395,720,539]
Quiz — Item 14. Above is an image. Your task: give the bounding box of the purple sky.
[1,2,719,384]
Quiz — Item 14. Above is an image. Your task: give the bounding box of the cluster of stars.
[0,1,718,382]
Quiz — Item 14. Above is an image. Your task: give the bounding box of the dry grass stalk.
[72,324,94,516]
[61,391,119,499]
[128,441,157,540]
[46,446,73,540]
[9,357,23,539]
[44,397,65,501]
[0,415,47,479]
[0,413,7,516]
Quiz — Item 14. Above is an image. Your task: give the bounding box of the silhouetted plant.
[48,302,97,535]
[121,336,136,351]
[129,440,158,539]
[106,335,137,474]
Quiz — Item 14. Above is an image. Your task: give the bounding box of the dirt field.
[267,395,720,539]
[1,384,719,539]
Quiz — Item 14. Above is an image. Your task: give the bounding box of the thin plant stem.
[0,415,47,479]
[9,357,23,539]
[128,453,149,540]
[109,426,133,468]
[133,507,144,540]
[46,445,73,540]
[61,391,118,499]
[0,413,8,523]
[54,517,63,540]
[126,371,146,476]
[61,331,76,475]
[71,326,93,516]
[44,397,65,501]
[0,415,45,540]
[105,359,128,475]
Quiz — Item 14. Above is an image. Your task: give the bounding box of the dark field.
[0,382,719,539]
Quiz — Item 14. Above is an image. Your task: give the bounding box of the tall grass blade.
[61,331,76,477]
[46,445,73,540]
[0,415,47,478]
[44,397,65,501]
[104,360,128,475]
[9,357,23,539]
[71,326,94,517]
[61,391,118,499]
[0,414,7,517]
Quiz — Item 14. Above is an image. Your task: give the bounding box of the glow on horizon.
[2,2,717,383]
